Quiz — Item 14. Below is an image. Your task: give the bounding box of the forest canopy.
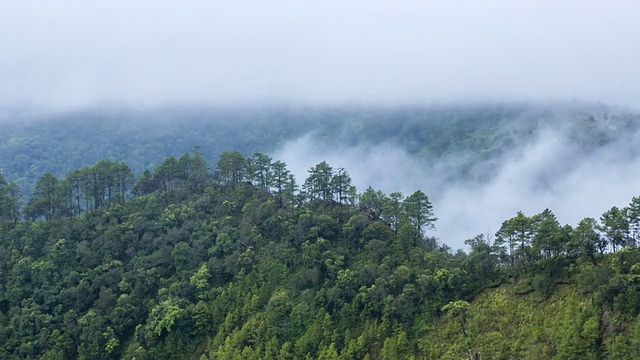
[2,148,640,359]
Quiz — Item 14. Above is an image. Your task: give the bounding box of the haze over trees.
[3,104,639,248]
[2,144,640,358]
[2,103,636,198]
[4,1,640,357]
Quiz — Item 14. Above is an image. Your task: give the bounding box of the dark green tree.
[568,217,602,259]
[270,160,291,207]
[532,209,564,259]
[331,167,353,204]
[251,152,272,189]
[358,187,387,218]
[304,161,334,202]
[25,172,61,221]
[64,168,87,216]
[627,196,640,248]
[402,190,436,237]
[495,218,518,265]
[154,156,179,193]
[177,148,210,192]
[0,173,21,226]
[512,211,534,256]
[600,206,629,252]
[382,192,403,233]
[133,169,158,196]
[113,161,134,204]
[216,151,247,183]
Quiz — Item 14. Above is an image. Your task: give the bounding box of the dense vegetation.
[3,148,640,359]
[2,103,637,197]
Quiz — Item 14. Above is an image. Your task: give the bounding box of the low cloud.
[273,132,433,196]
[1,1,640,110]
[274,122,640,250]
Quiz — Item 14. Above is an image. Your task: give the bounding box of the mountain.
[2,147,640,359]
[2,102,636,198]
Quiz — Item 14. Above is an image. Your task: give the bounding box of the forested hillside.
[3,150,640,359]
[2,103,637,198]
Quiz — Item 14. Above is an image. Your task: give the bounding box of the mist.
[274,118,640,250]
[4,1,640,248]
[1,1,640,110]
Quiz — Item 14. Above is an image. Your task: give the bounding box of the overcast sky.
[1,1,639,110]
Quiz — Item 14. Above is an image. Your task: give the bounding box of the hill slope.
[3,151,640,359]
[2,102,636,198]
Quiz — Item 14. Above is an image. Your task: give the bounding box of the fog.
[274,122,640,250]
[1,1,640,110]
[3,1,640,249]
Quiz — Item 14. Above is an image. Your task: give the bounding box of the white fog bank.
[274,128,640,250]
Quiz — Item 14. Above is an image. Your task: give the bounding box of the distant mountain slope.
[1,102,637,198]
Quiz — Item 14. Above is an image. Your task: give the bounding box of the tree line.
[0,149,443,359]
[6,148,640,264]
[490,198,640,267]
[5,149,640,358]
[3,149,437,237]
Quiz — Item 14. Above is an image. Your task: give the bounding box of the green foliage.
[442,300,471,337]
[5,146,640,359]
[600,206,629,252]
[0,172,21,227]
[402,190,436,238]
